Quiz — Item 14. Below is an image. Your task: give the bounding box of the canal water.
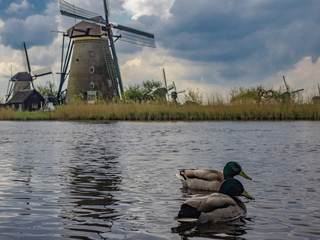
[0,121,319,240]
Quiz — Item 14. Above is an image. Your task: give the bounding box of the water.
[0,121,319,240]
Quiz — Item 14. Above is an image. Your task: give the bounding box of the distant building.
[42,93,56,111]
[6,89,44,111]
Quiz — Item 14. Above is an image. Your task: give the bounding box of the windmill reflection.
[59,154,122,237]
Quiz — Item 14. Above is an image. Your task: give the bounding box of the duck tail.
[176,170,187,181]
[176,204,200,221]
[175,217,198,223]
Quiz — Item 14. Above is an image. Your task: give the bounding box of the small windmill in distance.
[281,76,304,102]
[162,68,185,102]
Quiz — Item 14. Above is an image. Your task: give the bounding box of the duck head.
[219,178,254,200]
[223,161,252,180]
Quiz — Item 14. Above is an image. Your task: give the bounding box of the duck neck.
[223,168,235,179]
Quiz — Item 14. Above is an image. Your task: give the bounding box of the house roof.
[7,89,44,104]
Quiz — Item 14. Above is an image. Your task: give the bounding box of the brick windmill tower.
[58,0,155,103]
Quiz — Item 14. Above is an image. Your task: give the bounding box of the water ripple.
[0,121,319,239]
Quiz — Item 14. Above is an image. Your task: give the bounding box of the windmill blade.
[167,83,174,91]
[114,24,154,39]
[282,76,290,92]
[32,66,52,78]
[60,0,155,48]
[113,24,155,48]
[5,81,14,103]
[172,81,177,92]
[177,90,186,94]
[103,0,110,22]
[6,78,12,96]
[0,75,12,79]
[59,0,101,23]
[23,42,32,74]
[291,89,304,94]
[162,68,168,89]
[7,75,17,82]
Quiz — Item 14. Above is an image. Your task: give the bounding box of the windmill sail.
[59,0,155,48]
[59,0,100,22]
[23,42,32,74]
[113,24,155,48]
[32,66,52,78]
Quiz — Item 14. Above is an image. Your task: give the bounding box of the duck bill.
[239,170,252,180]
[242,190,254,200]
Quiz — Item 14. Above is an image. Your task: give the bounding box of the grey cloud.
[136,0,320,83]
[0,13,57,49]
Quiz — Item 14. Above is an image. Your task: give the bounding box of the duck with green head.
[176,178,254,223]
[176,161,252,191]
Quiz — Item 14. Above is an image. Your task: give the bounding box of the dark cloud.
[137,0,320,83]
[2,0,318,87]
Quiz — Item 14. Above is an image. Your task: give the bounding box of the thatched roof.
[12,72,32,82]
[7,89,44,104]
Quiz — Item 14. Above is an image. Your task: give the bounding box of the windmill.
[58,0,155,103]
[281,76,304,102]
[139,69,185,103]
[162,69,185,102]
[5,42,52,103]
[311,83,320,104]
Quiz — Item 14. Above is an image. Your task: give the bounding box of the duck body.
[177,193,246,223]
[176,169,223,191]
[176,178,254,223]
[176,162,252,191]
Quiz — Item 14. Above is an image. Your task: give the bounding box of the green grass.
[1,102,320,121]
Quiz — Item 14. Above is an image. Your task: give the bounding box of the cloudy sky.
[0,0,320,102]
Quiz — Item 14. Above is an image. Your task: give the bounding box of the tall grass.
[1,101,320,121]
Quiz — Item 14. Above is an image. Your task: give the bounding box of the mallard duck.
[176,161,252,191]
[176,178,254,223]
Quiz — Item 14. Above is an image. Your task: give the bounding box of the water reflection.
[0,121,320,239]
[172,220,247,240]
[58,123,123,239]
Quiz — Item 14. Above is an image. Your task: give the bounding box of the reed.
[0,102,320,121]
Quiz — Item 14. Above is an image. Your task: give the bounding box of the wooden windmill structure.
[58,0,155,103]
[5,41,52,103]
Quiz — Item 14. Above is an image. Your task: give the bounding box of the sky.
[0,0,320,103]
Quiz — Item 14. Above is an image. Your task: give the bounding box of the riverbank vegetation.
[1,100,319,121]
[1,84,319,121]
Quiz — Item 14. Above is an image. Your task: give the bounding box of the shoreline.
[1,102,319,121]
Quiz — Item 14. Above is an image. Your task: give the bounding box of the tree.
[36,81,57,97]
[123,84,144,102]
[123,80,163,102]
[183,88,203,105]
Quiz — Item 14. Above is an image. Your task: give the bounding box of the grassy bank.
[1,102,320,121]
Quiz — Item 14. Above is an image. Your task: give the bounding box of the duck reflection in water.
[172,218,247,239]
